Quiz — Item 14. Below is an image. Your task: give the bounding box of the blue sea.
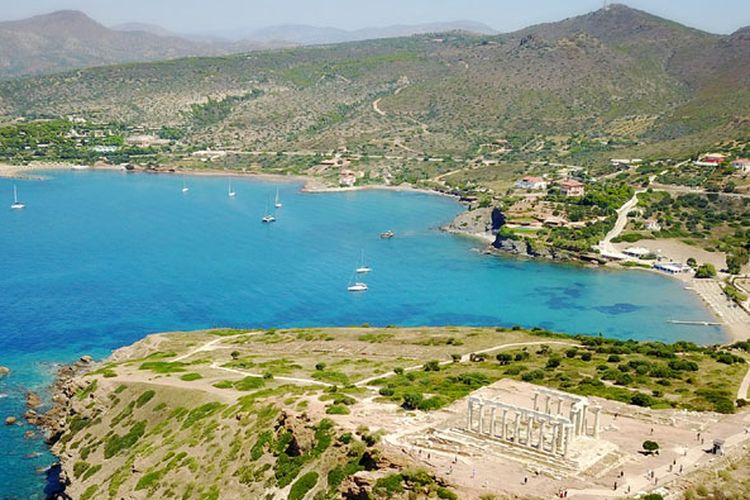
[0,170,723,497]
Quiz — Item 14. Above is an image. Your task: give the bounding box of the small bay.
[0,170,722,497]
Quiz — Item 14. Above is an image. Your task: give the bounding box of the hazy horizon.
[2,0,750,36]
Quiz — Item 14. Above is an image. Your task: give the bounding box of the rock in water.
[26,391,43,409]
[5,416,17,425]
[79,355,93,364]
[0,366,10,378]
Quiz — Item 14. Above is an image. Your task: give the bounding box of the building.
[623,247,651,259]
[515,176,548,191]
[558,179,585,197]
[654,262,692,274]
[339,169,357,187]
[695,153,726,166]
[732,158,750,173]
[644,219,661,231]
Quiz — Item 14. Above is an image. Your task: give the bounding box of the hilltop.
[1,4,748,163]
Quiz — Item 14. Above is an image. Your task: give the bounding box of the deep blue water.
[0,170,722,497]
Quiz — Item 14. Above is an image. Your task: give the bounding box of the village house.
[732,158,750,173]
[514,176,548,191]
[558,179,585,197]
[644,219,662,232]
[339,169,357,187]
[623,247,651,259]
[694,153,726,166]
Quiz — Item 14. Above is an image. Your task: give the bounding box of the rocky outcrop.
[441,206,504,241]
[26,391,43,410]
[0,366,10,378]
[492,232,571,261]
[5,416,17,425]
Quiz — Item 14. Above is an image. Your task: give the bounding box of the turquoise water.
[0,170,722,497]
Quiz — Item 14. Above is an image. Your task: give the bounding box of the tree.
[315,362,326,371]
[402,392,423,410]
[695,263,717,279]
[686,257,697,268]
[423,360,440,372]
[727,248,749,275]
[642,440,660,454]
[496,353,513,365]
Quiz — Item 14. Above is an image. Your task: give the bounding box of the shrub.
[496,353,513,365]
[417,397,443,411]
[695,263,717,279]
[521,369,545,382]
[135,390,155,408]
[565,348,578,358]
[326,404,350,415]
[378,387,395,397]
[642,440,660,453]
[315,362,326,371]
[423,360,441,372]
[546,357,561,369]
[394,367,404,375]
[180,373,202,381]
[401,392,423,410]
[581,352,593,362]
[289,472,318,500]
[631,393,654,407]
[104,421,146,459]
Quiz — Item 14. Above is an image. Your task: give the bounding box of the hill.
[0,10,283,78]
[0,4,748,163]
[238,20,497,45]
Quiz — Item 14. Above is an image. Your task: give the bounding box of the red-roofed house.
[515,176,548,190]
[732,158,750,173]
[559,179,585,197]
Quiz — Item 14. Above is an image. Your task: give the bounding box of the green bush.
[104,421,146,459]
[326,404,350,415]
[180,373,203,381]
[402,392,423,410]
[289,471,318,500]
[135,390,155,408]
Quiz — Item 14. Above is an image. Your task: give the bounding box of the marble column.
[593,408,601,438]
[544,395,551,414]
[551,424,558,454]
[533,393,539,411]
[467,400,473,430]
[501,409,507,440]
[538,419,546,449]
[514,413,520,442]
[478,404,484,434]
[557,398,563,415]
[562,426,570,456]
[490,407,496,436]
[526,416,533,447]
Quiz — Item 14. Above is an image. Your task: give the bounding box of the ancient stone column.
[551,424,558,454]
[544,395,551,414]
[593,407,601,438]
[526,416,533,447]
[538,419,546,450]
[479,403,484,434]
[562,425,570,456]
[514,413,520,443]
[467,400,473,430]
[490,407,496,436]
[557,398,563,415]
[501,409,507,440]
[533,393,539,412]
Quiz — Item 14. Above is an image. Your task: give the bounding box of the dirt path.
[596,192,641,258]
[372,98,386,116]
[355,340,577,387]
[210,362,332,387]
[737,362,750,400]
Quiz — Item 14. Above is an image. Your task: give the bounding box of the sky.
[1,0,749,35]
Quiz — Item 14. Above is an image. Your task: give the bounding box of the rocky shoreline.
[23,356,97,495]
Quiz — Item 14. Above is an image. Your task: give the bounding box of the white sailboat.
[181,178,189,193]
[261,198,276,223]
[356,250,372,274]
[10,185,24,209]
[274,187,282,208]
[347,281,368,292]
[228,181,236,198]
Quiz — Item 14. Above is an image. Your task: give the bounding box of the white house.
[732,158,750,173]
[515,176,548,190]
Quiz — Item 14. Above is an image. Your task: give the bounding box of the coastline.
[4,161,746,342]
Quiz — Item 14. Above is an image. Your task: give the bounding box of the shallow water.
[0,170,722,497]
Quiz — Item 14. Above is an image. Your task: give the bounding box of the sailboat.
[261,198,276,223]
[181,178,189,193]
[274,187,282,208]
[356,250,372,274]
[228,181,236,198]
[10,185,24,209]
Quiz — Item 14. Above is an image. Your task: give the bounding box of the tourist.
[523,476,528,485]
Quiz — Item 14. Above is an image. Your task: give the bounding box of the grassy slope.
[52,326,749,499]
